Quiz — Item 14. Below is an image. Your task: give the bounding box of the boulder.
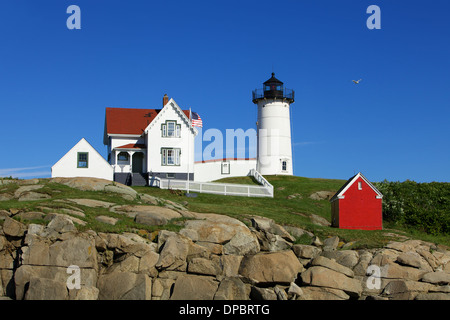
[420,271,450,285]
[223,231,260,256]
[321,250,360,269]
[104,185,138,200]
[14,185,43,198]
[188,256,221,276]
[396,251,432,270]
[297,286,350,300]
[24,277,68,300]
[292,244,321,259]
[214,277,250,300]
[3,217,27,237]
[95,215,118,226]
[415,292,450,300]
[251,217,295,242]
[250,287,277,300]
[156,234,190,271]
[309,191,335,201]
[309,214,331,227]
[112,205,181,225]
[97,272,151,300]
[170,274,219,300]
[18,192,51,202]
[68,198,115,208]
[16,211,45,221]
[323,236,340,251]
[311,256,354,278]
[380,263,426,281]
[239,250,303,285]
[300,266,362,298]
[45,214,77,233]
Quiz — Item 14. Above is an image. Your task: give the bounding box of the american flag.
[191,111,203,127]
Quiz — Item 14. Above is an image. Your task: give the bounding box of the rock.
[251,216,295,242]
[112,205,181,225]
[292,244,321,259]
[282,225,314,239]
[274,285,288,300]
[311,236,323,246]
[297,286,350,300]
[310,214,331,227]
[95,215,118,226]
[250,287,277,300]
[223,231,260,256]
[300,266,363,298]
[182,213,251,244]
[0,210,10,220]
[214,277,250,300]
[323,236,340,251]
[188,257,221,276]
[382,280,434,296]
[18,192,51,202]
[0,194,13,201]
[239,250,303,285]
[288,282,303,297]
[309,191,335,201]
[67,198,114,208]
[420,271,450,285]
[311,256,355,278]
[14,185,43,198]
[287,193,302,200]
[17,211,45,221]
[321,250,360,269]
[353,251,373,276]
[51,177,111,191]
[152,278,176,300]
[97,272,151,300]
[220,255,243,278]
[3,217,27,237]
[104,185,138,200]
[25,277,69,300]
[46,214,77,233]
[71,286,99,300]
[380,263,426,281]
[156,234,190,271]
[396,252,432,270]
[170,274,219,300]
[415,292,450,300]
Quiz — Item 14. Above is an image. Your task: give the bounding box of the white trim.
[143,98,198,136]
[335,172,383,200]
[107,133,142,138]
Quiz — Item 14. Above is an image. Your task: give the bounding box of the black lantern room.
[252,73,294,103]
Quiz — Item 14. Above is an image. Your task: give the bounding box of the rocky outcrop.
[0,178,449,300]
[1,209,449,300]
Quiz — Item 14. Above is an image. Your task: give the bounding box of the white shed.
[52,138,113,181]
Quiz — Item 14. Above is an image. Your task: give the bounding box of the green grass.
[2,176,449,249]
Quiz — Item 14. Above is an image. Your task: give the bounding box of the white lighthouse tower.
[252,73,295,176]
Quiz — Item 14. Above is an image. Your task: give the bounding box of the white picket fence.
[149,170,273,198]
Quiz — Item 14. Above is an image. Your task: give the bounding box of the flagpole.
[187,107,191,194]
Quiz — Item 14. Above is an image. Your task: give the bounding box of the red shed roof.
[330,172,383,202]
[105,107,190,135]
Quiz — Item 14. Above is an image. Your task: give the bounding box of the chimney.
[163,94,169,106]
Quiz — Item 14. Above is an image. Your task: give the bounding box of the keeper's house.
[329,172,383,230]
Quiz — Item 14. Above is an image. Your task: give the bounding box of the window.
[221,161,230,174]
[265,86,270,91]
[77,152,88,168]
[166,173,175,179]
[161,148,180,166]
[282,161,287,172]
[162,121,181,138]
[358,181,362,190]
[117,152,129,161]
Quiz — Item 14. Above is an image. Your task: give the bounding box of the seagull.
[352,79,362,84]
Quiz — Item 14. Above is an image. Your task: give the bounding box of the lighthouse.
[252,73,295,176]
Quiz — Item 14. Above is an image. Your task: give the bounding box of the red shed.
[330,172,383,230]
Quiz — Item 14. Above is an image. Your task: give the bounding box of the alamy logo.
[366,264,381,290]
[66,265,81,290]
[67,5,81,30]
[367,5,381,30]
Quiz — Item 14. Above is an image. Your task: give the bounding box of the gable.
[52,138,111,168]
[143,98,197,136]
[330,172,383,202]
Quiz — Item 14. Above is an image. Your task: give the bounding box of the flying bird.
[352,79,362,84]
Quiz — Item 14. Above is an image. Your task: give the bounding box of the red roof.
[116,143,147,149]
[105,107,190,135]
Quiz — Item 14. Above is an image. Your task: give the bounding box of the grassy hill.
[1,175,448,249]
[136,175,450,249]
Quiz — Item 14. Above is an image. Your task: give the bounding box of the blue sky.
[0,0,449,182]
